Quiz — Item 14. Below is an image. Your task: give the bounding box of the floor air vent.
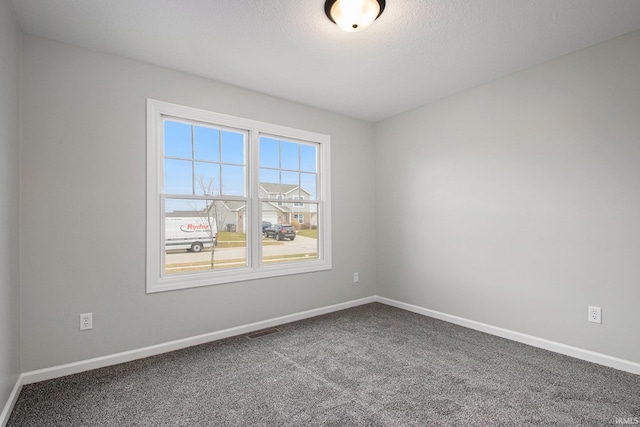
[246,328,281,339]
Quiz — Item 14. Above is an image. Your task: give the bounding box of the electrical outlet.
[80,313,93,330]
[353,272,359,283]
[588,306,601,324]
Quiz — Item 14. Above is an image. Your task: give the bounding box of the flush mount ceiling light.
[325,0,385,32]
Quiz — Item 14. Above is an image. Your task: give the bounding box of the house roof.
[165,210,203,218]
[165,186,305,217]
[168,201,244,217]
[223,201,246,212]
[260,183,310,196]
[263,202,291,213]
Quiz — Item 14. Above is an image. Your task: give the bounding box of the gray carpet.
[8,303,640,426]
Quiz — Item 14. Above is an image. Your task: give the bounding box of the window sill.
[147,258,332,293]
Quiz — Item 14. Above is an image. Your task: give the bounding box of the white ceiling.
[10,0,640,122]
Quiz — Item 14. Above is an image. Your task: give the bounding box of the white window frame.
[293,196,304,207]
[147,99,332,293]
[293,213,304,224]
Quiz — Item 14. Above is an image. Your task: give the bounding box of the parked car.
[264,224,296,241]
[262,221,272,232]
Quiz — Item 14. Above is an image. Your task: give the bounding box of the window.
[147,100,331,292]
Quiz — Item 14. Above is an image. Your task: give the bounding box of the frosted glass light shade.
[325,0,385,32]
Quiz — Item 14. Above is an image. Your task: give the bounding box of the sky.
[163,119,318,212]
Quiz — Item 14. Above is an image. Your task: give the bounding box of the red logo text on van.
[180,223,211,233]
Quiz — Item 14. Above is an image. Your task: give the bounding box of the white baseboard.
[375,296,640,376]
[22,296,376,385]
[0,375,23,427]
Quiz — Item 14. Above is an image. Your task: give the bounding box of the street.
[165,235,318,271]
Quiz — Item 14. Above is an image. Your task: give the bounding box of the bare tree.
[196,176,229,269]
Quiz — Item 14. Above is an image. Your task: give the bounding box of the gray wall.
[0,0,21,410]
[375,30,640,363]
[19,35,376,371]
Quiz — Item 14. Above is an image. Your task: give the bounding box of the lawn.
[217,231,245,241]
[217,231,280,247]
[295,229,318,239]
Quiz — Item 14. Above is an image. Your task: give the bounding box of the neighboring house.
[259,183,315,229]
[168,183,315,234]
[218,200,246,233]
[222,183,316,233]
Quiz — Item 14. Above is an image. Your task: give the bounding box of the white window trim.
[146,99,332,293]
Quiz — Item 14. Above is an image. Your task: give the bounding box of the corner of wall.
[0,0,23,423]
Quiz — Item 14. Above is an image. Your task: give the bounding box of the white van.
[165,216,218,252]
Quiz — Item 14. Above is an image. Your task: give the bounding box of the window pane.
[221,130,245,164]
[301,173,317,200]
[164,159,193,195]
[164,120,192,158]
[281,170,298,186]
[221,165,245,196]
[261,202,318,265]
[260,168,279,186]
[260,137,279,168]
[281,140,299,170]
[165,198,247,274]
[300,144,317,173]
[194,126,219,162]
[194,162,220,196]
